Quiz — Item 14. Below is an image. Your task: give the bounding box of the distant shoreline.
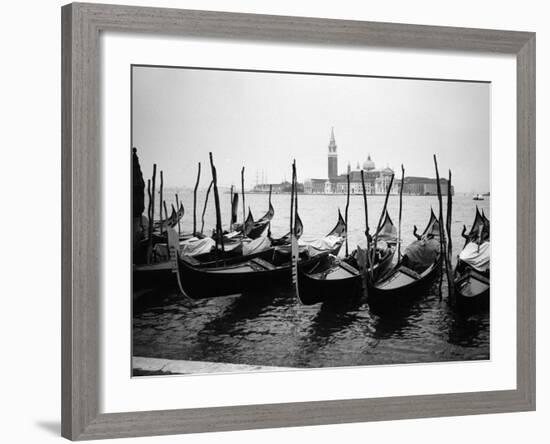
[228,191,473,197]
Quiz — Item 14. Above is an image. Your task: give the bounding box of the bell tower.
[328,127,338,180]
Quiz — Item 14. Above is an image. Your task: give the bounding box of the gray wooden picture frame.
[61,2,536,440]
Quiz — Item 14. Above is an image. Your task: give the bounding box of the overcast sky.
[132,66,490,193]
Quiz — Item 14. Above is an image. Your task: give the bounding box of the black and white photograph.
[131,65,490,376]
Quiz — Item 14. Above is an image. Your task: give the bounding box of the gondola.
[135,225,273,290]
[368,210,442,312]
[170,212,346,299]
[134,205,277,290]
[297,210,396,305]
[190,203,275,262]
[454,208,490,311]
[151,203,185,233]
[241,204,274,239]
[137,203,187,249]
[272,210,344,255]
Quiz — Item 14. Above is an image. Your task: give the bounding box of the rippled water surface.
[133,192,490,370]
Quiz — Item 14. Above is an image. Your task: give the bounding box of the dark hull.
[298,258,362,305]
[178,245,341,299]
[133,262,175,290]
[134,245,282,289]
[368,256,441,313]
[298,247,395,306]
[454,266,490,312]
[193,246,276,268]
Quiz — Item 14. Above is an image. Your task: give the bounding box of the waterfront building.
[303,178,328,194]
[306,128,397,194]
[251,182,290,193]
[257,129,454,195]
[402,176,453,196]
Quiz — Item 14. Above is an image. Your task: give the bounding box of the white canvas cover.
[459,241,490,272]
[222,239,243,253]
[242,236,272,256]
[181,237,216,257]
[303,235,343,256]
[224,231,241,239]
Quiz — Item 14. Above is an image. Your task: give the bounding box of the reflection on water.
[133,194,490,369]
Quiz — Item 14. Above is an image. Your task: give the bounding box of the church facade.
[303,129,453,196]
[304,128,398,195]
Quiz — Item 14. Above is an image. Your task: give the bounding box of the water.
[134,192,490,370]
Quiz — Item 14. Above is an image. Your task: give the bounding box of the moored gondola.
[368,210,442,313]
[297,210,396,305]
[170,212,345,299]
[454,209,490,311]
[134,209,275,291]
[135,225,277,290]
[151,203,185,233]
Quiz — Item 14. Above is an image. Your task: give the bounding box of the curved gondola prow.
[257,202,275,223]
[376,210,397,244]
[481,210,491,236]
[463,207,489,246]
[327,209,347,238]
[421,208,440,239]
[153,203,185,232]
[471,206,484,232]
[243,208,255,236]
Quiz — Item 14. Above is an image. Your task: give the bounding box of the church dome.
[363,154,375,170]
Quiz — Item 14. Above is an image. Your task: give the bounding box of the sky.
[132,66,490,193]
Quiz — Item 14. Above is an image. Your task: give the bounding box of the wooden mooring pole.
[370,174,394,282]
[209,153,224,253]
[200,180,213,235]
[193,163,201,236]
[433,155,447,301]
[345,173,350,257]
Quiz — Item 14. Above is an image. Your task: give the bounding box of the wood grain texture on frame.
[61,2,535,440]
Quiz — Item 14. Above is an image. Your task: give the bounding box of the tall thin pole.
[241,167,246,226]
[345,173,350,257]
[193,162,201,236]
[200,180,213,235]
[291,160,302,304]
[290,163,295,237]
[360,170,369,241]
[230,188,238,232]
[360,170,370,295]
[146,179,152,264]
[370,174,394,281]
[294,170,299,229]
[268,184,273,237]
[229,185,233,230]
[433,154,447,300]
[175,193,181,236]
[446,170,454,301]
[209,153,224,252]
[149,164,157,260]
[159,170,164,235]
[397,165,405,261]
